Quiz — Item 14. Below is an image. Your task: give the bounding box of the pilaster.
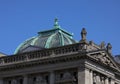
[90,70,93,84]
[23,75,28,84]
[78,67,92,84]
[105,78,109,84]
[49,71,55,84]
[0,78,3,84]
[96,75,101,84]
[111,79,115,84]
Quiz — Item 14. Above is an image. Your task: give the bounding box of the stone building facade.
[0,19,120,84]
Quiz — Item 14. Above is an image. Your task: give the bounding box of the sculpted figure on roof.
[106,43,112,54]
[81,28,87,41]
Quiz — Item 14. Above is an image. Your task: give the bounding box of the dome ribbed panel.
[49,33,61,48]
[14,37,35,54]
[34,36,50,48]
[63,35,70,45]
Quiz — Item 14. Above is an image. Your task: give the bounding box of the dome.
[14,19,76,54]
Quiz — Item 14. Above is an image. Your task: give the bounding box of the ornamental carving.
[55,70,77,84]
[33,75,48,84]
[11,79,17,84]
[100,41,105,49]
[63,72,72,79]
[4,77,23,84]
[35,76,43,84]
[90,52,116,68]
[98,54,115,68]
[81,28,87,41]
[93,72,106,84]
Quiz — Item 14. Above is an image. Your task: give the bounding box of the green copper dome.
[14,19,76,54]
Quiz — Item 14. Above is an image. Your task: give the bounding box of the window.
[19,79,23,84]
[8,80,11,84]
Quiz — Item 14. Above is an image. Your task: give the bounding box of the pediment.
[87,50,119,70]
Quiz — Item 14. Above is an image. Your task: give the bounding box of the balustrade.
[0,43,82,65]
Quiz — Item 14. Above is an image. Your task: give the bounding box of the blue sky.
[0,0,120,55]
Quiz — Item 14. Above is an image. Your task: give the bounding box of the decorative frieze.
[55,69,77,84]
[30,73,49,84]
[92,71,116,84]
[88,51,117,69]
[4,76,23,84]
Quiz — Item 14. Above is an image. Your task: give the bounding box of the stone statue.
[93,72,106,84]
[82,44,87,50]
[100,41,105,49]
[81,28,87,41]
[89,40,94,45]
[106,43,112,54]
[11,79,17,84]
[35,75,47,84]
[63,72,71,79]
[36,76,42,82]
[35,76,43,84]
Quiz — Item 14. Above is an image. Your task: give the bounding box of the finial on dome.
[54,18,60,29]
[55,18,58,24]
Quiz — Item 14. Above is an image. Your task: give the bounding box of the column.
[23,75,28,84]
[78,67,84,84]
[0,78,3,84]
[96,75,101,84]
[49,71,55,84]
[78,67,91,84]
[111,79,115,84]
[105,77,109,84]
[90,70,93,84]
